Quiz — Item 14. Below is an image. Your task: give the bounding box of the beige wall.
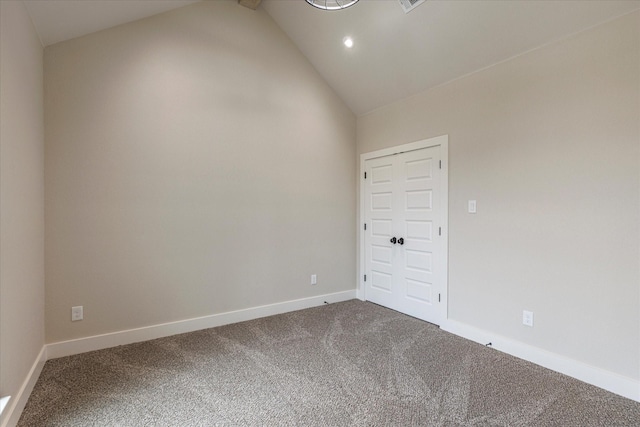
[0,0,45,418]
[358,11,640,380]
[44,1,356,343]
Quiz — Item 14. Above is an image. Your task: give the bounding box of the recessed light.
[343,37,354,48]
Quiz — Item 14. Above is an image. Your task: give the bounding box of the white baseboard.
[0,346,47,427]
[441,319,640,403]
[47,290,356,360]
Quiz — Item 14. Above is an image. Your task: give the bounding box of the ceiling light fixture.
[343,37,354,48]
[305,0,359,11]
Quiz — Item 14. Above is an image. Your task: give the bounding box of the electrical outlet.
[311,274,317,285]
[71,306,83,321]
[522,310,533,327]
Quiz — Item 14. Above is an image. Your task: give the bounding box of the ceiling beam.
[238,0,262,10]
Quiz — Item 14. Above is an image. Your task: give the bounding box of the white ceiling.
[23,0,640,115]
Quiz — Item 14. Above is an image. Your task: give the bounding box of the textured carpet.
[18,300,640,426]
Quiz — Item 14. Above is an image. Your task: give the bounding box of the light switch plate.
[468,200,477,213]
[522,310,534,327]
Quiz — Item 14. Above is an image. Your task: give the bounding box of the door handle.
[398,238,404,245]
[390,237,397,244]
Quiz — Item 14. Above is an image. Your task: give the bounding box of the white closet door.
[364,155,396,308]
[364,145,442,325]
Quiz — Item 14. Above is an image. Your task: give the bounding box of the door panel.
[406,279,431,303]
[364,157,395,306]
[397,147,439,322]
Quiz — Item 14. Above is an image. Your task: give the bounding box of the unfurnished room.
[1,0,639,425]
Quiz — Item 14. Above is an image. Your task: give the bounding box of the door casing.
[358,135,449,325]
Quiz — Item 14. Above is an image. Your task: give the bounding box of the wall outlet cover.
[71,306,83,321]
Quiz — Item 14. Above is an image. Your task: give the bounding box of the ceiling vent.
[398,0,426,13]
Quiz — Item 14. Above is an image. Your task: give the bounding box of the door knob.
[390,237,397,244]
[398,238,404,245]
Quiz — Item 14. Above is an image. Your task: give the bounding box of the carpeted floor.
[18,300,640,426]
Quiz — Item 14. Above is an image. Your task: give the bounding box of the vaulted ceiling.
[23,0,640,115]
[23,0,201,46]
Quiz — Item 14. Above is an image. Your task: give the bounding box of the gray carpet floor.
[18,300,640,426]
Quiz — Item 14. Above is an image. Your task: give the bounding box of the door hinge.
[364,274,367,282]
[439,160,442,169]
[439,227,442,236]
[364,223,367,230]
[364,172,367,179]
[439,293,441,302]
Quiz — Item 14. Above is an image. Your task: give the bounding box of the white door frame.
[358,135,449,324]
